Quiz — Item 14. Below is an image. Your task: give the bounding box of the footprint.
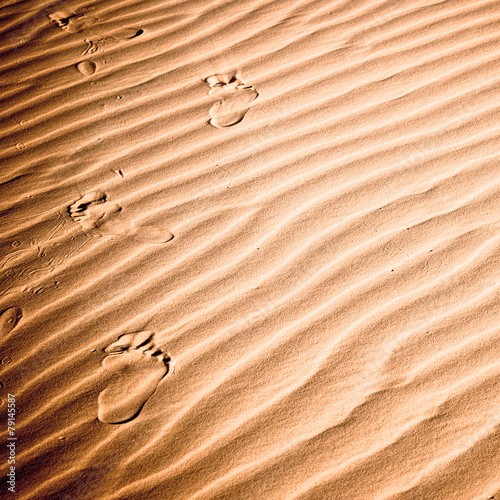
[68,191,174,243]
[0,307,22,336]
[206,74,258,128]
[97,332,170,424]
[82,28,143,55]
[48,11,98,33]
[68,191,121,232]
[76,60,96,76]
[48,10,78,29]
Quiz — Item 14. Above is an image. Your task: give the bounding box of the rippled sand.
[1,0,499,498]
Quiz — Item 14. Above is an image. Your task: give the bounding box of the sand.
[1,0,499,498]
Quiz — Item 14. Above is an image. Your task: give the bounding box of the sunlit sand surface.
[1,0,499,498]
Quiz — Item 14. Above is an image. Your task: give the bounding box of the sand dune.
[1,0,499,498]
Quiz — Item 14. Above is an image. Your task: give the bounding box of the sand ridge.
[0,0,499,498]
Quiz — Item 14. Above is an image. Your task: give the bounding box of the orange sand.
[1,0,499,498]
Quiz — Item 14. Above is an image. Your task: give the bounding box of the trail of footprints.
[98,331,171,424]
[48,9,143,76]
[49,5,259,119]
[16,70,258,421]
[63,75,258,418]
[21,18,257,424]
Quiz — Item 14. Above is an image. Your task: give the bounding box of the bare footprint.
[48,11,98,33]
[206,74,258,128]
[82,28,143,55]
[98,332,170,424]
[0,307,22,336]
[68,191,121,232]
[68,191,174,243]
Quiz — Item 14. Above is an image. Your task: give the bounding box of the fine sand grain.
[1,0,499,498]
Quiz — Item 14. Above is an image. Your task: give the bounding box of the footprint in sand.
[68,191,122,232]
[48,10,98,33]
[82,28,144,55]
[206,74,258,128]
[68,191,174,243]
[0,307,22,336]
[97,332,170,424]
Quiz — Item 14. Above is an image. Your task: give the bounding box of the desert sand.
[1,0,500,498]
